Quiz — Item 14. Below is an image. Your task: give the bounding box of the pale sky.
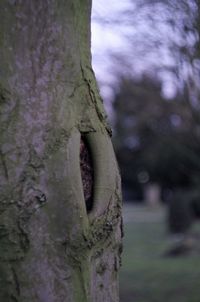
[91,0,135,111]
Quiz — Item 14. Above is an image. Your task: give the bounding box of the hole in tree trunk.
[80,135,93,212]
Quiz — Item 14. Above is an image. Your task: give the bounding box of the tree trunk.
[0,1,122,301]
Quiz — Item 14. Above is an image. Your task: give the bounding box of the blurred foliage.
[93,0,200,100]
[113,75,200,199]
[121,0,200,94]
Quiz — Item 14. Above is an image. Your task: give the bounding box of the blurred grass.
[120,204,200,302]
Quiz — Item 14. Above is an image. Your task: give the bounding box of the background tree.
[92,0,200,114]
[0,1,122,301]
[113,74,200,198]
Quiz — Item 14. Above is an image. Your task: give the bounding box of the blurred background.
[91,1,200,301]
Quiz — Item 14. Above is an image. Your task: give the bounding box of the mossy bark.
[0,1,122,302]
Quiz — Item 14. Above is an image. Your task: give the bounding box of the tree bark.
[0,1,122,301]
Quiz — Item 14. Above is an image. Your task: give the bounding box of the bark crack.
[11,267,20,298]
[0,150,9,180]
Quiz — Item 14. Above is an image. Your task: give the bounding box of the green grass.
[120,204,200,302]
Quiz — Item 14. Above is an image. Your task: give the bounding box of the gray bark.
[0,1,122,302]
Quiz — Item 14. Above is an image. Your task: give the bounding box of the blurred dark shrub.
[190,191,200,219]
[113,76,200,201]
[168,190,193,234]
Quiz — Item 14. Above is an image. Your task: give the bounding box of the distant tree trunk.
[0,1,122,301]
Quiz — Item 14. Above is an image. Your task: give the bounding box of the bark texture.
[0,1,122,302]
